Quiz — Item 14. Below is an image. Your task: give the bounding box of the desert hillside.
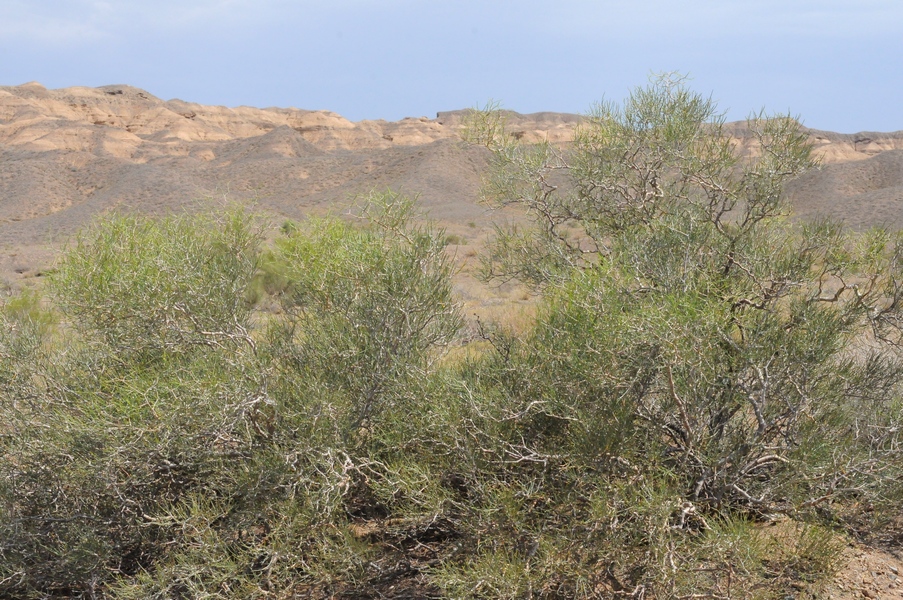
[1,81,902,282]
[2,82,903,600]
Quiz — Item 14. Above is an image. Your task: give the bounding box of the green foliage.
[0,290,54,404]
[467,73,903,522]
[265,190,463,436]
[461,99,509,149]
[51,209,261,356]
[1,78,899,599]
[0,197,467,598]
[443,74,902,596]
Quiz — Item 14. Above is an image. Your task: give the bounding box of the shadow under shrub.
[0,209,269,597]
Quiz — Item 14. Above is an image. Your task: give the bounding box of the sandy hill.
[2,83,903,598]
[1,82,903,281]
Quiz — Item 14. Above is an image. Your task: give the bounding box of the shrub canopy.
[0,81,900,598]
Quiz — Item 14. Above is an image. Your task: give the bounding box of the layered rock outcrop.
[0,82,901,281]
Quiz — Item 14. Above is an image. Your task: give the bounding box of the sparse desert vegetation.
[0,79,902,599]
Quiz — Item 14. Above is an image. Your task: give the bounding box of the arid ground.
[1,82,902,598]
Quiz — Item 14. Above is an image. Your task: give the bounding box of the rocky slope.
[1,82,902,598]
[1,81,902,277]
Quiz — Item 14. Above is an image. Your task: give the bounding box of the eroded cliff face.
[4,82,902,160]
[0,81,902,280]
[0,83,582,239]
[0,82,439,156]
[1,82,576,157]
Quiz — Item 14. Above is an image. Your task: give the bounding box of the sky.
[1,0,901,133]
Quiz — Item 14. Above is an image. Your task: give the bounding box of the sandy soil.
[0,82,901,597]
[823,544,903,600]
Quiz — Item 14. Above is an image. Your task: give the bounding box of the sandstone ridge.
[4,82,901,159]
[1,82,903,281]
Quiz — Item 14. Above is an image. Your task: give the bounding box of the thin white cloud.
[5,0,900,48]
[0,0,290,45]
[0,0,109,44]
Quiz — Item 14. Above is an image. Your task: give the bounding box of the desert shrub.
[1,78,900,598]
[467,73,903,517]
[50,209,260,357]
[0,208,268,597]
[0,290,53,407]
[0,197,467,598]
[0,350,270,597]
[443,74,903,596]
[264,190,463,438]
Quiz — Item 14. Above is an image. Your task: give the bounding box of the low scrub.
[1,82,902,599]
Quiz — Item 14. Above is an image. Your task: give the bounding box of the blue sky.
[1,0,901,133]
